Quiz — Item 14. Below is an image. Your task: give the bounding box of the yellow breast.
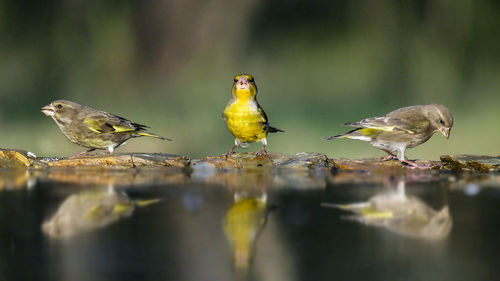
[224,99,267,142]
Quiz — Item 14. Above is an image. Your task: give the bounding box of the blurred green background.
[0,0,499,159]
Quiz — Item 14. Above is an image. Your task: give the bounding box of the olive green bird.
[42,188,161,238]
[223,74,284,156]
[42,100,170,157]
[323,104,453,168]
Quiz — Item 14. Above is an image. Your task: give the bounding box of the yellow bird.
[223,193,268,270]
[223,74,283,156]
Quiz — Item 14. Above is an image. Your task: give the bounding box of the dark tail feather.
[322,128,360,140]
[321,135,342,140]
[342,121,360,127]
[268,126,284,133]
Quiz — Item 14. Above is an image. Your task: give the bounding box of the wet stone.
[1,149,499,173]
[42,153,190,168]
[0,149,189,169]
[191,152,334,169]
[333,157,439,171]
[0,149,46,169]
[440,155,500,172]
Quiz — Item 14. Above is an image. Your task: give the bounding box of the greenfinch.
[223,193,268,270]
[223,74,283,156]
[42,100,170,157]
[323,104,453,168]
[322,180,452,239]
[42,188,160,238]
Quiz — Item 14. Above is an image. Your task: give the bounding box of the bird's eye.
[56,104,63,109]
[233,78,238,82]
[248,78,254,82]
[439,119,445,125]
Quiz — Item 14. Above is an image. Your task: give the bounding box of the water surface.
[0,168,499,281]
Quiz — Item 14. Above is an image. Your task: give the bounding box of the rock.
[0,149,46,169]
[333,157,439,171]
[191,152,334,169]
[1,148,498,173]
[41,153,190,168]
[440,155,500,172]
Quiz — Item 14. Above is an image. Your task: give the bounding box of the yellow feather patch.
[85,205,103,221]
[111,125,134,133]
[136,198,162,207]
[84,118,105,133]
[112,203,133,215]
[360,207,394,218]
[359,128,382,136]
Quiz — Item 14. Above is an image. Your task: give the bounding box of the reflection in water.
[42,186,160,238]
[224,191,271,272]
[323,178,452,240]
[0,170,36,190]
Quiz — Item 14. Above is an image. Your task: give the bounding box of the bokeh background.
[1,0,499,159]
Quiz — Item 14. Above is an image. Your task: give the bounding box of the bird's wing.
[257,104,269,127]
[344,107,430,134]
[84,113,145,134]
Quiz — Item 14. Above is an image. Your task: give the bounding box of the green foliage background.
[1,0,499,158]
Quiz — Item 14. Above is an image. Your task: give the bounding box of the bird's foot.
[381,154,398,161]
[401,159,432,169]
[224,147,236,158]
[69,149,96,159]
[255,147,268,157]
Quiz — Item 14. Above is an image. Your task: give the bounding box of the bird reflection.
[323,178,452,240]
[42,186,160,239]
[223,188,274,272]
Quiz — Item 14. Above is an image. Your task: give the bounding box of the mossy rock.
[440,155,500,172]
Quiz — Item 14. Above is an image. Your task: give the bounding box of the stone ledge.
[1,149,498,172]
[0,149,189,169]
[42,153,190,168]
[191,152,334,169]
[440,155,500,172]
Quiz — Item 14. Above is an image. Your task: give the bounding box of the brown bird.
[42,100,170,157]
[323,104,453,168]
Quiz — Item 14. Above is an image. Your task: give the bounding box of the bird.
[322,104,453,168]
[224,192,270,270]
[222,74,283,156]
[41,100,170,158]
[321,179,452,240]
[42,187,161,238]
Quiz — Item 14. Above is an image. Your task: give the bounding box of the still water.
[0,167,499,281]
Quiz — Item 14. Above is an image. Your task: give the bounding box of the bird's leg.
[70,148,96,159]
[225,144,238,157]
[381,150,398,161]
[256,144,268,156]
[396,148,431,169]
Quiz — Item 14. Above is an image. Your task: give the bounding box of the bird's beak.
[41,104,55,117]
[439,127,451,139]
[236,77,249,90]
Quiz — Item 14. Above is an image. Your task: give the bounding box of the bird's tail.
[137,132,172,141]
[136,198,163,207]
[322,128,373,141]
[268,126,284,133]
[321,202,371,210]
